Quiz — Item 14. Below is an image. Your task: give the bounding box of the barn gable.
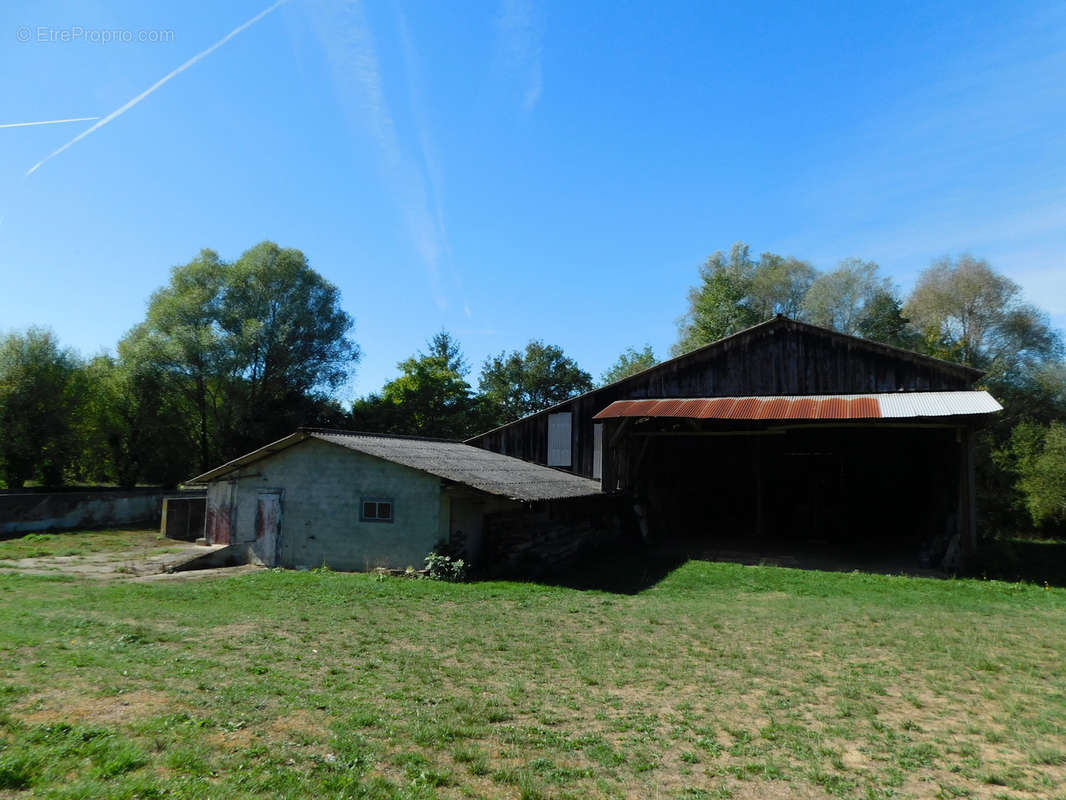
[466,316,984,475]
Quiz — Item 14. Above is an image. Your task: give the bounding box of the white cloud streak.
[495,0,543,112]
[0,117,99,129]
[309,0,451,309]
[25,0,289,176]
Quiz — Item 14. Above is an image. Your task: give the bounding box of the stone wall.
[483,494,624,577]
[0,488,165,538]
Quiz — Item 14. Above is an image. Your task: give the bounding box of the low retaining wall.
[0,489,166,537]
[483,494,625,577]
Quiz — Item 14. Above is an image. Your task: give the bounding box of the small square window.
[361,498,393,522]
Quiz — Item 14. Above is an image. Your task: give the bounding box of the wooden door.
[254,491,282,567]
[205,481,237,544]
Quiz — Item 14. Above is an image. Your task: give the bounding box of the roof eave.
[184,432,309,486]
[465,316,984,442]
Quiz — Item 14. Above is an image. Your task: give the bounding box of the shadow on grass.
[540,547,688,595]
[530,535,1066,595]
[535,535,939,595]
[974,537,1066,587]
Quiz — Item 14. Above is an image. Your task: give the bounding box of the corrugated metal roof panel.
[789,397,817,419]
[759,397,791,419]
[850,397,881,418]
[592,391,1001,422]
[653,399,686,417]
[876,390,1003,418]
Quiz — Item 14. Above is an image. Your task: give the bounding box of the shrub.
[424,552,467,582]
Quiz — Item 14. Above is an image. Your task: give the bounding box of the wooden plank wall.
[469,322,977,479]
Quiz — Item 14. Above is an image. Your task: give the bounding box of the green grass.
[0,528,171,561]
[1,537,1066,798]
[975,536,1066,587]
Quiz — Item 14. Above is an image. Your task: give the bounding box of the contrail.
[0,117,100,129]
[26,0,288,176]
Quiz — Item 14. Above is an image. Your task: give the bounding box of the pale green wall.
[224,438,449,571]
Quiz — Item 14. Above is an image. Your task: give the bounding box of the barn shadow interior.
[632,422,960,573]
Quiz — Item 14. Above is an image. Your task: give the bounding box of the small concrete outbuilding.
[186,430,607,573]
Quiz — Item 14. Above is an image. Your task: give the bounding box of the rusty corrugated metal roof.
[465,315,986,445]
[592,391,1001,421]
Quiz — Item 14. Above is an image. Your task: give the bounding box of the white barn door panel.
[547,412,572,467]
[592,423,603,480]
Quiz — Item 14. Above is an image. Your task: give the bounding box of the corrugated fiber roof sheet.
[188,430,602,502]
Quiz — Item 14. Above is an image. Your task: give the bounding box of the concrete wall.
[207,438,449,571]
[0,489,164,537]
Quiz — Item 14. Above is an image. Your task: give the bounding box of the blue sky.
[2,0,1064,399]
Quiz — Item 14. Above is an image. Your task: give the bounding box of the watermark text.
[16,25,175,44]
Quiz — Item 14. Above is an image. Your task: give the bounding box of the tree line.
[1,240,1063,535]
[0,241,596,489]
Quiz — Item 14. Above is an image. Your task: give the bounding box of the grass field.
[1,531,1065,799]
[0,528,173,562]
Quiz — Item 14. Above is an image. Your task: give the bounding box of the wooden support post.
[602,420,627,494]
[957,425,977,567]
[754,438,765,538]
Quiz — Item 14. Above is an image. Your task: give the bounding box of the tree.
[78,351,196,488]
[600,345,658,385]
[673,243,815,355]
[479,340,593,423]
[222,242,360,452]
[128,249,229,472]
[748,253,817,320]
[0,328,82,487]
[801,258,893,335]
[1001,422,1066,527]
[855,289,922,349]
[904,254,1062,378]
[905,255,1065,538]
[352,332,483,439]
[123,242,360,474]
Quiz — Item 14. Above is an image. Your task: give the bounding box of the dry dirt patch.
[19,688,178,726]
[0,542,241,581]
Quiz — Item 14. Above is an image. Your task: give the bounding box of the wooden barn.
[467,316,1002,567]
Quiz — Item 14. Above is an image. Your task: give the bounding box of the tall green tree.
[126,249,229,472]
[223,242,359,452]
[600,345,658,385]
[122,242,360,474]
[904,255,1064,537]
[748,253,817,320]
[352,332,484,439]
[0,328,83,487]
[801,258,893,335]
[479,340,593,423]
[673,243,815,355]
[904,254,1062,378]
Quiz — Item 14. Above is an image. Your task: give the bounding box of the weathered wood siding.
[482,494,624,577]
[468,320,978,478]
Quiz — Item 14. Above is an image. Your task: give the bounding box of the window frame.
[360,497,394,523]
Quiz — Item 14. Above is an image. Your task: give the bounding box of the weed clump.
[424,552,467,582]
